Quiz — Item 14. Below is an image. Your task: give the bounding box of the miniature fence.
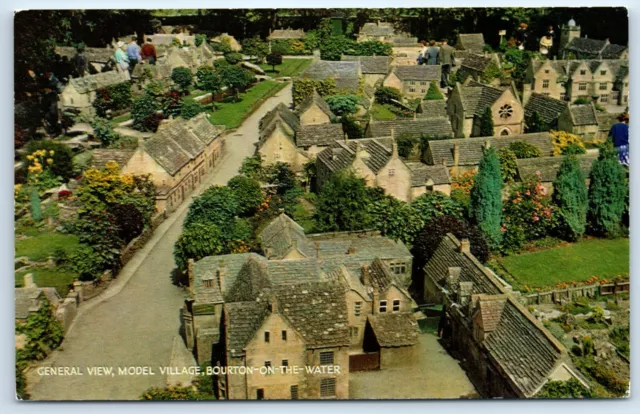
[524,281,630,305]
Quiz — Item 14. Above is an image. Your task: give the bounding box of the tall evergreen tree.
[470,147,503,248]
[587,146,628,236]
[526,111,549,133]
[424,81,444,100]
[478,107,495,137]
[552,156,588,240]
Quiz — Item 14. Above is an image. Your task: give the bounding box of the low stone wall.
[524,281,630,305]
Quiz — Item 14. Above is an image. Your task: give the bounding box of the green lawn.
[500,238,629,290]
[110,113,132,126]
[15,268,78,297]
[370,103,397,121]
[291,200,316,234]
[15,230,81,262]
[259,58,312,77]
[208,80,288,129]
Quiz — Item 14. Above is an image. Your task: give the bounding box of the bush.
[477,107,494,137]
[227,175,263,217]
[342,115,364,139]
[241,37,269,62]
[145,80,165,98]
[526,111,549,133]
[15,297,64,361]
[196,65,221,96]
[573,97,590,105]
[396,135,416,159]
[195,34,207,47]
[25,141,75,180]
[563,143,587,155]
[375,86,402,104]
[266,53,283,71]
[132,94,160,132]
[224,52,243,65]
[184,185,239,231]
[325,94,358,117]
[92,82,133,117]
[218,65,256,99]
[411,191,465,223]
[161,91,183,118]
[470,147,503,249]
[508,141,542,159]
[497,147,518,183]
[315,170,373,232]
[536,379,592,399]
[553,156,588,240]
[424,81,444,100]
[68,212,123,278]
[110,203,144,243]
[171,67,193,94]
[551,130,585,156]
[369,194,423,245]
[91,118,120,147]
[180,100,203,119]
[587,145,628,236]
[292,78,336,106]
[174,222,225,271]
[319,36,354,61]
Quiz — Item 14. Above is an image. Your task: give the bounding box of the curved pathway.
[26,83,293,401]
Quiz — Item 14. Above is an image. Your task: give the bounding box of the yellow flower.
[26,155,34,161]
[49,150,55,156]
[46,158,54,165]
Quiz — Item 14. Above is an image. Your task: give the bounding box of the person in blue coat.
[609,113,629,166]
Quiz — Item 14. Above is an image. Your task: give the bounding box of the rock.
[241,61,266,75]
[15,257,29,270]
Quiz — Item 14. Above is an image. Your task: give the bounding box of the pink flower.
[525,190,531,196]
[532,215,540,222]
[501,226,507,232]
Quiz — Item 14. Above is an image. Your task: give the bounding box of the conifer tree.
[424,81,444,100]
[478,107,495,137]
[587,146,628,236]
[526,111,549,133]
[552,155,588,239]
[470,147,503,248]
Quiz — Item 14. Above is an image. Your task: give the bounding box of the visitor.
[39,71,63,136]
[610,113,629,166]
[545,25,557,56]
[72,42,89,78]
[114,41,130,79]
[425,40,440,65]
[438,38,455,88]
[418,40,428,65]
[515,22,529,50]
[539,33,553,56]
[141,37,157,65]
[126,36,142,75]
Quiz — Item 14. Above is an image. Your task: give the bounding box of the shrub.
[325,94,358,117]
[526,111,549,133]
[411,191,465,223]
[195,34,207,47]
[563,143,587,155]
[180,100,203,119]
[145,80,165,98]
[480,60,501,84]
[497,147,518,183]
[25,141,74,180]
[319,36,354,60]
[132,94,160,132]
[292,78,336,105]
[552,156,588,240]
[68,212,123,278]
[396,135,416,159]
[91,117,120,147]
[375,86,402,104]
[224,52,243,65]
[196,66,222,96]
[218,65,255,100]
[369,194,423,245]
[92,82,133,117]
[341,115,364,139]
[508,141,542,159]
[58,189,71,199]
[315,170,373,232]
[551,130,585,156]
[470,147,503,248]
[266,53,283,72]
[227,175,264,217]
[536,379,592,399]
[161,91,183,118]
[573,97,590,105]
[174,222,225,271]
[587,145,628,236]
[424,81,444,100]
[15,297,64,361]
[477,107,494,137]
[241,37,269,62]
[110,203,144,243]
[171,67,193,95]
[184,185,239,231]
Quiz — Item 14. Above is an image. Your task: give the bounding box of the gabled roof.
[368,118,453,140]
[565,37,607,54]
[55,46,114,63]
[406,162,451,186]
[301,60,361,81]
[90,149,136,170]
[68,70,129,93]
[224,257,272,303]
[516,154,598,182]
[259,213,310,260]
[427,133,554,166]
[359,22,396,37]
[461,53,495,72]
[317,137,395,174]
[391,36,419,46]
[259,103,299,144]
[368,313,420,347]
[455,82,507,118]
[524,93,568,124]
[193,253,268,303]
[297,124,344,147]
[268,29,305,40]
[568,104,598,126]
[295,90,334,119]
[341,55,392,74]
[417,100,447,118]
[364,258,401,291]
[393,65,441,82]
[225,301,270,357]
[327,265,370,300]
[457,33,486,52]
[602,43,627,59]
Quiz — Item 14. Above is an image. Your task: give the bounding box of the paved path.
[26,83,293,401]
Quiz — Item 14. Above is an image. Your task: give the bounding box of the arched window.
[500,129,510,136]
[499,104,513,119]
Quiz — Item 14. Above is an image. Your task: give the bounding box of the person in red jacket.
[141,38,157,65]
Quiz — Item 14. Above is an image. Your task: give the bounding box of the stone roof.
[457,33,486,52]
[317,137,395,174]
[476,296,507,332]
[268,29,305,40]
[457,83,505,117]
[193,253,268,303]
[367,313,420,347]
[602,43,627,59]
[461,53,494,72]
[417,100,448,118]
[15,286,61,320]
[69,70,129,94]
[368,118,454,140]
[565,37,607,54]
[531,59,629,83]
[144,114,224,176]
[259,103,299,143]
[363,258,400,291]
[341,55,392,74]
[295,91,334,119]
[301,60,361,82]
[261,281,350,348]
[426,133,554,167]
[393,65,441,82]
[516,154,598,182]
[569,104,598,126]
[391,37,419,46]
[259,213,310,260]
[406,162,451,186]
[360,22,396,37]
[224,257,272,303]
[90,149,136,169]
[56,46,114,63]
[297,124,345,147]
[225,301,270,357]
[327,265,370,301]
[524,93,568,124]
[596,112,623,132]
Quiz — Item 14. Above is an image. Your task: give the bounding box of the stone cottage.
[383,65,442,99]
[416,100,448,118]
[365,117,454,141]
[423,234,589,398]
[60,70,130,113]
[516,153,598,194]
[357,21,402,43]
[340,55,392,87]
[457,53,501,85]
[455,33,487,55]
[447,80,524,138]
[523,93,568,131]
[557,103,599,139]
[559,23,628,60]
[91,114,225,214]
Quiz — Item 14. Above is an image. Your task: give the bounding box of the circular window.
[499,104,513,119]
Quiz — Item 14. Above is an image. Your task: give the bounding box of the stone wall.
[523,281,629,305]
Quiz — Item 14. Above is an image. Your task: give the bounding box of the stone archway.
[499,128,511,136]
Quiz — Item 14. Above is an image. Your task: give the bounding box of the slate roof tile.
[341,55,392,74]
[394,65,441,82]
[406,162,451,186]
[524,93,568,124]
[90,149,136,169]
[368,313,420,347]
[368,118,453,140]
[457,33,486,52]
[516,154,598,182]
[297,123,345,147]
[569,104,598,126]
[417,100,448,118]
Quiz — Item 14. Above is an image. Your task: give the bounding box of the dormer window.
[203,279,213,288]
[600,70,607,76]
[580,70,586,75]
[544,69,550,74]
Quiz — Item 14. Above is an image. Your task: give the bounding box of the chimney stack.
[447,267,461,290]
[453,143,460,166]
[390,127,395,138]
[361,264,370,286]
[458,282,474,307]
[217,261,227,292]
[484,139,491,150]
[459,238,471,254]
[391,141,399,158]
[188,259,195,295]
[372,291,380,313]
[269,295,279,313]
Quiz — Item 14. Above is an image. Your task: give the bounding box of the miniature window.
[320,378,336,397]
[282,359,289,367]
[599,82,608,90]
[282,330,287,341]
[257,389,264,400]
[203,279,213,288]
[354,301,362,317]
[600,95,609,103]
[389,169,395,176]
[320,351,334,365]
[410,81,415,85]
[379,300,388,313]
[265,360,272,369]
[543,93,551,97]
[544,69,550,74]
[421,89,426,93]
[579,83,587,91]
[542,80,549,88]
[350,326,359,338]
[624,96,628,103]
[409,87,416,92]
[499,104,513,119]
[264,331,270,343]
[420,81,427,85]
[393,299,400,312]
[580,70,586,75]
[290,385,299,400]
[600,70,607,76]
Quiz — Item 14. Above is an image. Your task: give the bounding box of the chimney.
[458,282,474,307]
[269,295,279,313]
[187,259,195,295]
[453,143,460,166]
[361,264,370,286]
[24,273,35,289]
[391,141,399,158]
[344,132,348,142]
[447,267,461,290]
[459,238,471,254]
[372,291,380,313]
[390,127,395,138]
[217,262,226,292]
[441,158,447,167]
[413,112,417,120]
[347,246,357,255]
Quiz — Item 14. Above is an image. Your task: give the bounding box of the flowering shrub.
[497,148,518,183]
[58,189,72,199]
[508,141,542,159]
[551,130,586,156]
[92,82,132,117]
[501,173,556,253]
[450,169,477,207]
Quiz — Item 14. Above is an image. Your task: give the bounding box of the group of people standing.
[114,36,158,78]
[511,22,558,56]
[418,39,456,88]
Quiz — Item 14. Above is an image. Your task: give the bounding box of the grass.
[15,230,81,262]
[208,80,288,129]
[259,58,312,77]
[370,103,397,121]
[15,268,78,297]
[291,200,316,234]
[500,238,629,290]
[110,113,132,126]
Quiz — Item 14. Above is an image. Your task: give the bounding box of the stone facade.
[557,103,599,139]
[60,71,130,113]
[383,65,441,98]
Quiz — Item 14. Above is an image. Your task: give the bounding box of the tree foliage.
[325,94,359,117]
[526,111,549,133]
[411,191,465,224]
[184,185,239,231]
[180,100,204,119]
[218,65,255,99]
[196,65,222,96]
[369,194,423,245]
[508,141,542,159]
[224,52,244,65]
[25,141,74,180]
[266,53,283,71]
[477,107,495,137]
[470,147,503,248]
[131,93,161,132]
[171,67,194,94]
[341,115,364,139]
[91,117,121,147]
[315,171,373,232]
[227,175,264,217]
[552,156,588,240]
[424,81,444,100]
[497,147,518,183]
[536,379,592,399]
[110,203,144,243]
[174,222,226,271]
[16,297,64,361]
[374,86,402,104]
[587,146,628,236]
[242,37,269,62]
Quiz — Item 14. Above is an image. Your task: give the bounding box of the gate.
[349,352,380,372]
